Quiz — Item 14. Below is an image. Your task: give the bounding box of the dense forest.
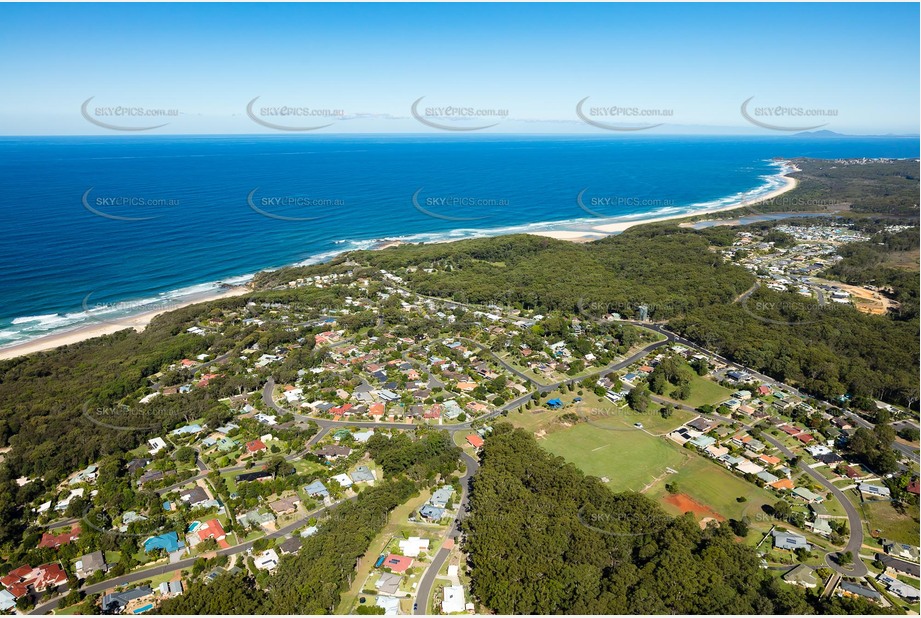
[671,286,918,406]
[337,229,755,320]
[462,425,895,615]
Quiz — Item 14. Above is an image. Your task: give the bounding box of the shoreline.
[0,285,251,361]
[0,162,799,361]
[530,162,799,241]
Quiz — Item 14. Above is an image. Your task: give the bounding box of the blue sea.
[0,135,917,349]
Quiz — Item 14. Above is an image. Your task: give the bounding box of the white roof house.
[332,473,353,488]
[441,585,466,614]
[254,549,280,571]
[148,437,167,454]
[398,537,430,558]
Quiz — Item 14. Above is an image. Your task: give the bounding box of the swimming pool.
[133,604,154,614]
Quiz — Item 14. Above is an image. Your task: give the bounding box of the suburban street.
[28,499,355,615]
[414,451,479,615]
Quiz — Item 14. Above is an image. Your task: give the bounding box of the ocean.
[0,134,917,349]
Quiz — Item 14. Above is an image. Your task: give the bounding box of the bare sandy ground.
[0,285,250,361]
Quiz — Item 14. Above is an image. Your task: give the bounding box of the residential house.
[857,484,891,500]
[279,537,302,555]
[332,473,353,488]
[101,586,153,613]
[441,585,466,614]
[38,527,81,549]
[143,531,183,554]
[772,530,811,551]
[838,581,881,603]
[0,563,68,599]
[75,551,107,579]
[304,480,329,499]
[314,445,352,460]
[350,466,375,484]
[269,497,300,516]
[246,439,267,455]
[793,487,823,504]
[466,434,484,449]
[254,549,280,571]
[782,564,817,588]
[398,537,430,558]
[180,486,211,509]
[430,486,454,509]
[419,505,444,520]
[375,572,403,596]
[382,554,413,573]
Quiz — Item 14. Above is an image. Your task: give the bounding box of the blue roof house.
[143,531,183,554]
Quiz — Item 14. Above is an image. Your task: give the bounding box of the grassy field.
[644,454,777,523]
[539,422,689,493]
[510,391,693,437]
[574,397,694,435]
[671,371,734,409]
[858,498,921,546]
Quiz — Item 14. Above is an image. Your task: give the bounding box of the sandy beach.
[531,163,799,241]
[0,285,251,361]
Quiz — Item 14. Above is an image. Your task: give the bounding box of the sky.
[0,2,918,135]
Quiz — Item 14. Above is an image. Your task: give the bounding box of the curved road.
[643,392,868,576]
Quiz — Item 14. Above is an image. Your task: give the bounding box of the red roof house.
[38,526,81,549]
[383,554,414,573]
[246,439,267,454]
[466,434,484,449]
[1,563,67,598]
[369,403,385,417]
[195,518,229,549]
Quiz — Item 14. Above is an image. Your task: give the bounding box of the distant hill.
[794,129,920,138]
[794,130,847,137]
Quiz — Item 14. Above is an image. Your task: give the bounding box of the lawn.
[573,394,694,435]
[510,391,693,437]
[859,499,921,546]
[660,370,733,409]
[644,454,777,523]
[539,422,689,493]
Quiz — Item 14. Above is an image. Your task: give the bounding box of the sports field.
[539,422,689,493]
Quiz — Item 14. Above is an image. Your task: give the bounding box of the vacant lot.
[859,498,921,546]
[573,394,694,435]
[670,371,734,409]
